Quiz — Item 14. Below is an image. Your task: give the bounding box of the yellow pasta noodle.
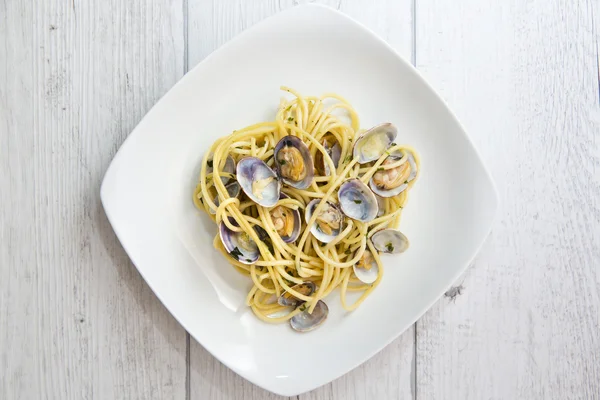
[193,87,420,331]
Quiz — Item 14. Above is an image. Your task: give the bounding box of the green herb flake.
[377,167,384,172]
[390,142,397,147]
[207,160,213,168]
[279,159,287,165]
[345,249,352,255]
[353,199,362,204]
[344,155,352,163]
[230,246,243,261]
[386,242,394,252]
[245,258,252,263]
[287,117,294,122]
[299,303,308,312]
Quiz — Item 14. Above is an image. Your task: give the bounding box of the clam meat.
[305,199,344,243]
[274,136,314,189]
[353,249,379,284]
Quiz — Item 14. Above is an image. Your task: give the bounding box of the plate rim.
[101,3,499,396]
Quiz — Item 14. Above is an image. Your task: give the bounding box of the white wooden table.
[2,0,599,398]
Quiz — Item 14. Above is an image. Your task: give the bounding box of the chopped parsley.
[377,167,384,171]
[279,159,287,165]
[287,117,294,122]
[404,180,409,185]
[386,242,394,252]
[230,246,243,261]
[344,155,352,163]
[390,142,397,147]
[353,199,362,204]
[298,303,308,312]
[245,259,252,263]
[345,249,352,255]
[207,160,213,168]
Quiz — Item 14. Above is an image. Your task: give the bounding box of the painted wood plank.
[186,1,415,399]
[0,0,187,398]
[415,0,600,399]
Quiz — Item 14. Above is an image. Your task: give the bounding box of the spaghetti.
[193,87,420,331]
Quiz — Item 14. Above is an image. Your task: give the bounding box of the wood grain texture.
[3,0,600,398]
[416,0,600,399]
[0,0,187,399]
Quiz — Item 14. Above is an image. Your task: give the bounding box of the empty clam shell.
[353,249,379,284]
[278,282,316,307]
[207,154,236,184]
[352,123,397,164]
[371,229,409,254]
[236,157,280,207]
[338,179,379,222]
[290,300,329,332]
[305,199,343,243]
[274,136,314,189]
[209,181,241,215]
[219,218,259,264]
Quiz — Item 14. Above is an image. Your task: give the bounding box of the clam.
[338,179,379,222]
[290,300,329,332]
[278,282,316,307]
[352,123,397,164]
[375,194,386,217]
[209,181,241,215]
[314,133,342,176]
[371,229,409,254]
[269,193,301,243]
[236,157,280,207]
[353,249,379,284]
[207,154,236,184]
[274,136,314,189]
[369,151,417,197]
[305,199,344,243]
[219,218,259,264]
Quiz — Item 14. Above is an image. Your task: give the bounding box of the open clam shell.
[314,134,342,177]
[207,154,236,184]
[352,123,397,164]
[236,157,280,207]
[370,229,409,254]
[278,282,316,307]
[274,136,314,189]
[290,300,329,332]
[305,199,344,243]
[209,181,241,215]
[369,151,417,198]
[353,249,379,284]
[270,193,301,243]
[338,179,379,223]
[219,218,259,264]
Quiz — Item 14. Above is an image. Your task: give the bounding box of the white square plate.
[101,4,498,396]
